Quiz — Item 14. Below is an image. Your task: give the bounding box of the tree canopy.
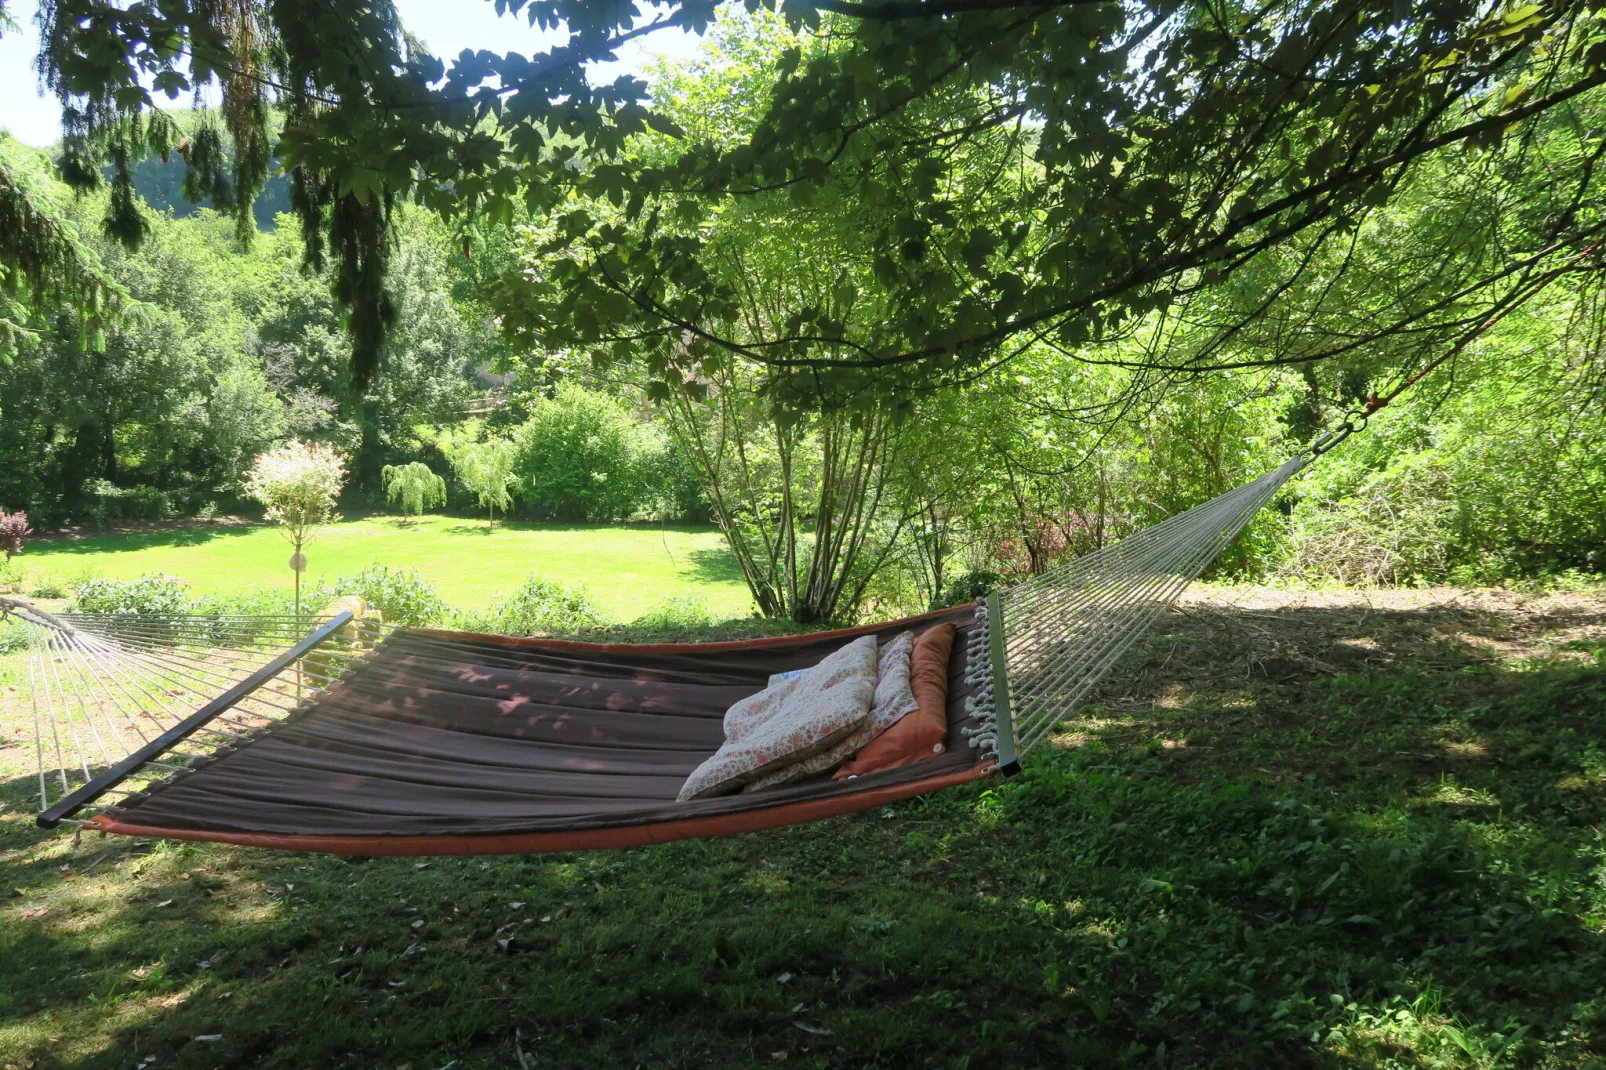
[4,0,1601,402]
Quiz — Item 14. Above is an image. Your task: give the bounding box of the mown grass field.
[2,587,1603,1068]
[8,515,755,619]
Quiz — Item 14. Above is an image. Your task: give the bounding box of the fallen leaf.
[509,901,524,910]
[192,1035,222,1043]
[156,899,174,908]
[792,1021,832,1036]
[411,919,426,929]
[776,971,793,984]
[414,863,431,870]
[18,906,48,920]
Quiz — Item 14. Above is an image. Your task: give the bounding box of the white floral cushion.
[742,631,920,792]
[676,635,878,802]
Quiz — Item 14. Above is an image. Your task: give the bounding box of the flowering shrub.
[0,510,30,560]
[242,441,346,613]
[243,441,347,535]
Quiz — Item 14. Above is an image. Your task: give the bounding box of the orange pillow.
[833,623,954,779]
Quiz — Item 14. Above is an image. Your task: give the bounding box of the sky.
[0,0,707,148]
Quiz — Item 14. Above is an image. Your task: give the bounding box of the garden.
[2,0,1606,1067]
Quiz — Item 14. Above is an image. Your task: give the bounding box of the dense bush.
[73,573,191,614]
[80,481,182,525]
[512,384,670,522]
[327,565,448,626]
[0,511,29,559]
[1283,454,1455,586]
[467,576,608,635]
[940,569,1006,607]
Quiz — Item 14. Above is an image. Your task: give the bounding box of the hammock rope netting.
[3,455,1308,857]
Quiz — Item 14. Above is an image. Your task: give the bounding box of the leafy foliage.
[0,134,120,351]
[442,432,518,529]
[242,440,346,539]
[0,511,29,560]
[381,462,447,518]
[631,594,715,630]
[72,572,189,615]
[17,0,1603,400]
[327,565,446,627]
[466,575,609,636]
[512,384,662,522]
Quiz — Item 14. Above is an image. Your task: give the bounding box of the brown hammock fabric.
[89,605,994,856]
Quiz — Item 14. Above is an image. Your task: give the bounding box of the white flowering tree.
[243,441,347,617]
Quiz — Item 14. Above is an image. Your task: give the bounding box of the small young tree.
[243,441,347,616]
[447,439,517,530]
[0,511,30,562]
[381,462,448,518]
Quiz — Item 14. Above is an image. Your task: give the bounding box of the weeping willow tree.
[381,461,447,517]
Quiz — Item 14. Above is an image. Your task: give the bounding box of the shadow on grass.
[679,545,747,586]
[19,526,256,558]
[2,599,1605,1068]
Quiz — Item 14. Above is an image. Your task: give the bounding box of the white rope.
[0,602,387,821]
[969,456,1307,764]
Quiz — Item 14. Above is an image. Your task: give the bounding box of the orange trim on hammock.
[87,763,995,857]
[407,603,972,655]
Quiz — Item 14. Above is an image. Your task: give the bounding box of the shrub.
[243,441,347,535]
[243,440,347,615]
[190,587,303,618]
[1281,454,1455,586]
[632,594,716,630]
[80,480,179,525]
[329,565,448,627]
[0,510,30,560]
[513,384,659,521]
[73,573,191,615]
[28,576,67,599]
[0,618,26,654]
[941,569,1006,607]
[473,576,608,635]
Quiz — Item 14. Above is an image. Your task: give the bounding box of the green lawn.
[2,587,1604,1068]
[10,515,755,620]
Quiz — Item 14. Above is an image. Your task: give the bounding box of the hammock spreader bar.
[984,590,1020,776]
[35,611,356,828]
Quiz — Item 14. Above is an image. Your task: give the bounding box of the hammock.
[3,456,1305,857]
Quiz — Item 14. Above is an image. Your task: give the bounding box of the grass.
[8,515,755,619]
[1,587,1604,1068]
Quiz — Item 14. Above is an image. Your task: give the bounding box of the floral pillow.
[742,631,920,792]
[677,634,878,802]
